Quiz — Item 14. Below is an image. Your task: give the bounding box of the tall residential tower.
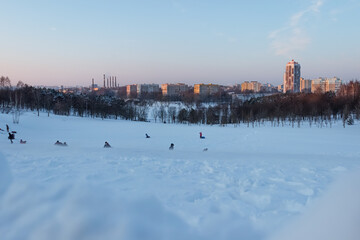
[283,60,301,93]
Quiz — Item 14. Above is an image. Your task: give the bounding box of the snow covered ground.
[0,112,359,240]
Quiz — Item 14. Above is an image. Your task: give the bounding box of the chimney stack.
[103,74,106,88]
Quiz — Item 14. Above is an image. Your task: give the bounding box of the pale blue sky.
[1,0,359,87]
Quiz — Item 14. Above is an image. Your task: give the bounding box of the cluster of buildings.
[75,60,342,98]
[281,60,342,93]
[125,83,221,97]
[125,83,190,97]
[122,82,276,98]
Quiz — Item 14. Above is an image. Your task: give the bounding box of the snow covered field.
[0,112,359,240]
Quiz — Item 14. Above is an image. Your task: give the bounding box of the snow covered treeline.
[0,79,360,127]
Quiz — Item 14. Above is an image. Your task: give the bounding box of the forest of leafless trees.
[1,76,359,127]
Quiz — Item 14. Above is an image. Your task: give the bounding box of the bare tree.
[159,104,167,123]
[167,106,177,123]
[0,76,11,87]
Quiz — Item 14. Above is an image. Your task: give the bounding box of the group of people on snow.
[3,123,207,151]
[102,132,205,150]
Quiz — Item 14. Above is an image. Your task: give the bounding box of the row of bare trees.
[0,82,149,122]
[1,76,359,127]
[158,81,360,127]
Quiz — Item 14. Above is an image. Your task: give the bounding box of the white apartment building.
[241,81,262,92]
[194,84,220,95]
[161,83,189,96]
[300,77,312,93]
[311,77,341,93]
[137,84,161,96]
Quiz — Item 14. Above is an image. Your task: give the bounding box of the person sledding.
[8,132,15,144]
[54,140,68,146]
[199,132,205,139]
[169,143,174,150]
[104,141,111,148]
[145,133,150,138]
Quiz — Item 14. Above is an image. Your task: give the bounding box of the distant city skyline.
[1,0,359,87]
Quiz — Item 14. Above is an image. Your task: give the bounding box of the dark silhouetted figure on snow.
[199,132,205,139]
[8,132,15,144]
[145,133,150,138]
[169,143,174,150]
[104,141,111,148]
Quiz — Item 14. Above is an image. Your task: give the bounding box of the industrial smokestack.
[107,78,109,88]
[92,78,94,90]
[103,74,106,88]
[115,77,117,88]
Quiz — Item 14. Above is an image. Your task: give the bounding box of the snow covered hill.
[0,112,359,240]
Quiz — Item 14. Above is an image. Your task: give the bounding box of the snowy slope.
[0,112,359,240]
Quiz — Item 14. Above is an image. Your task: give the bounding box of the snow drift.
[268,168,360,240]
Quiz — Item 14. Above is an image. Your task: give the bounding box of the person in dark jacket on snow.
[145,133,150,138]
[169,143,174,150]
[199,132,205,139]
[104,141,111,148]
[8,132,15,143]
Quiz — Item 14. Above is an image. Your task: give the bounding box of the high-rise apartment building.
[283,60,301,93]
[241,81,252,92]
[126,84,137,97]
[325,77,341,92]
[300,77,312,93]
[241,81,262,92]
[194,84,220,96]
[311,78,325,93]
[161,83,189,96]
[251,81,262,92]
[137,84,161,96]
[311,77,341,93]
